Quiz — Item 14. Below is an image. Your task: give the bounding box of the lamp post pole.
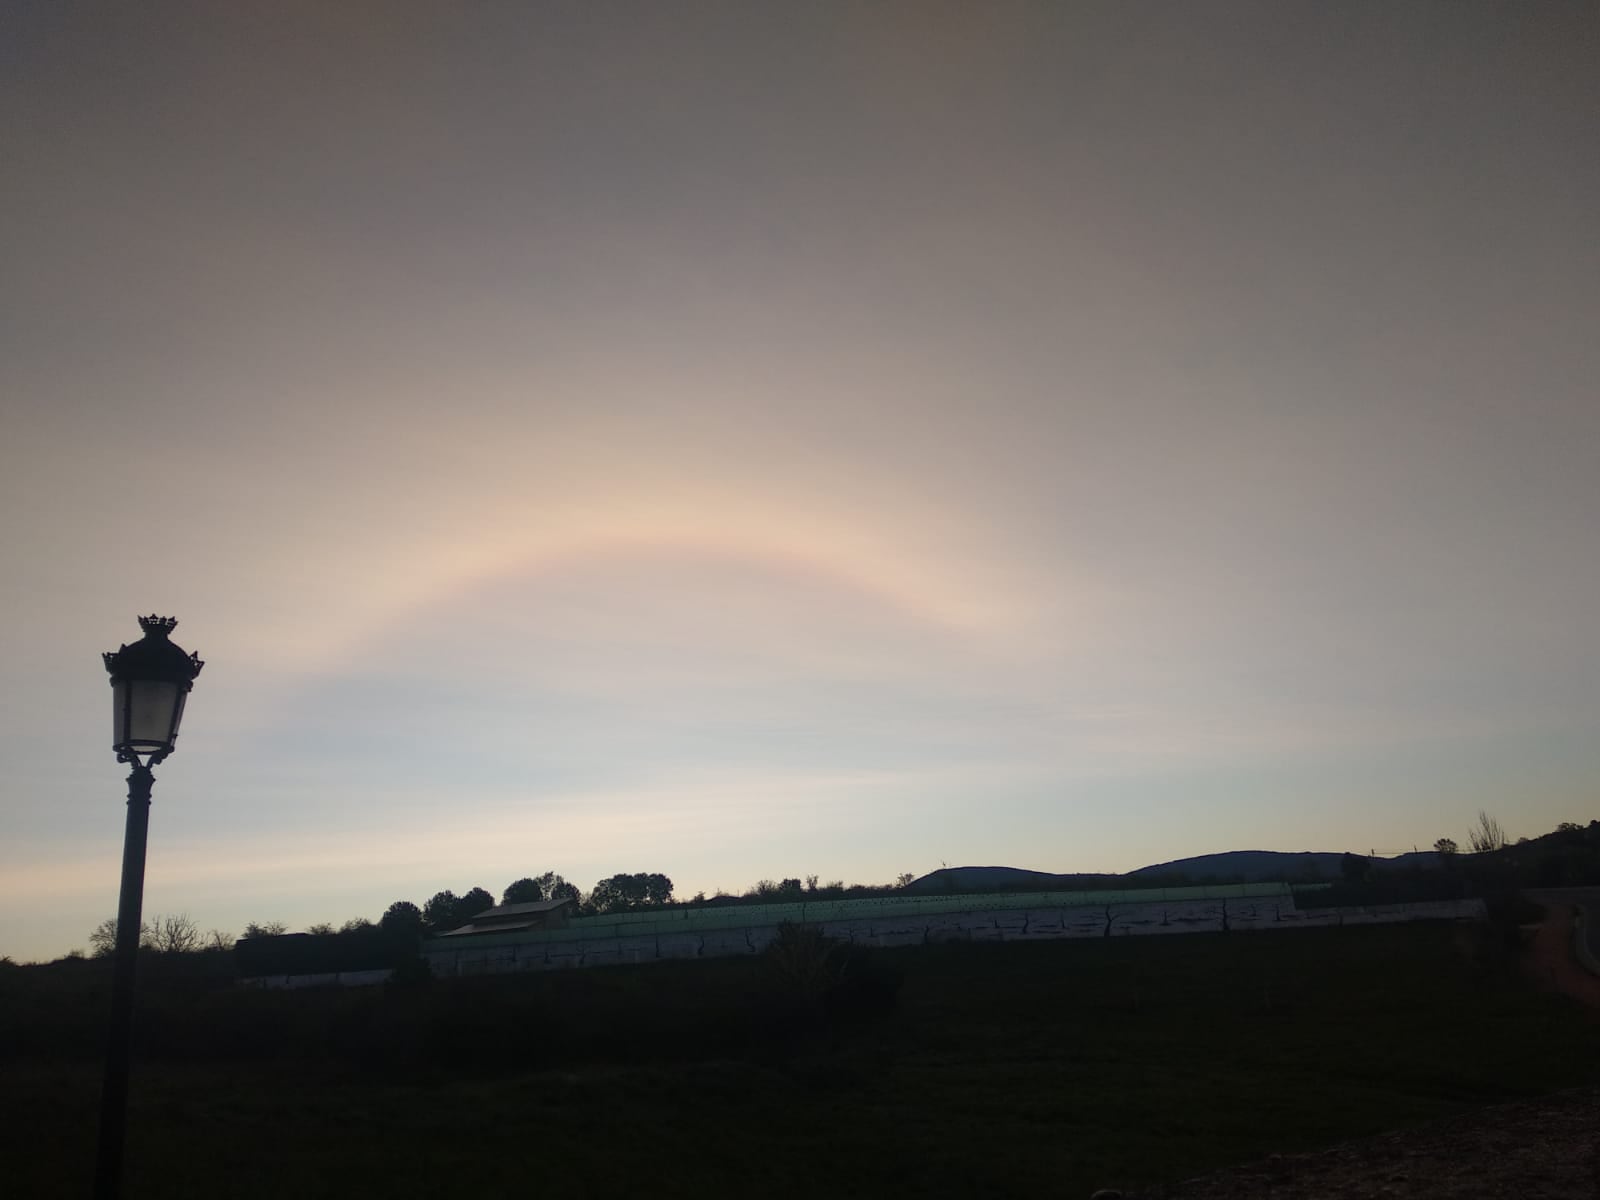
[94,615,203,1200]
[94,761,156,1200]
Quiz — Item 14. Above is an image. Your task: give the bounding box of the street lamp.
[95,615,203,1200]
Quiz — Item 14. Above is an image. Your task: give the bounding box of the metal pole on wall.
[93,762,155,1200]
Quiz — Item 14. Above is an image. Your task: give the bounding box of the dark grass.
[4,922,1597,1198]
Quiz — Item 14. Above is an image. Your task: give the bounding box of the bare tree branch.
[1467,811,1508,854]
[145,912,202,953]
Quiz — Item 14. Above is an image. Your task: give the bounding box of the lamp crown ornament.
[103,615,204,682]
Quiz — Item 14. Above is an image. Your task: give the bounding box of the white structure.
[421,885,1484,979]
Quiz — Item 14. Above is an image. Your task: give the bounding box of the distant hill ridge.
[903,866,1121,893]
[908,849,1442,893]
[1130,849,1440,880]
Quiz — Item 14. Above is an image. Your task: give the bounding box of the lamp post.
[95,615,203,1200]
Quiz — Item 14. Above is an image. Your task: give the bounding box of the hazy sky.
[3,2,1597,960]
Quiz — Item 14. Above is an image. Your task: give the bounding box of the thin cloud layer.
[2,3,1596,959]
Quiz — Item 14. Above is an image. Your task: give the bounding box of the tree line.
[87,914,230,957]
[367,869,921,945]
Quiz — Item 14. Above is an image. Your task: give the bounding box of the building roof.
[435,896,574,938]
[473,897,574,920]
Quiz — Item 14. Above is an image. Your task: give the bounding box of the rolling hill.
[907,849,1442,892]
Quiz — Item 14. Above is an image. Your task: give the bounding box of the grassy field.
[4,921,1596,1198]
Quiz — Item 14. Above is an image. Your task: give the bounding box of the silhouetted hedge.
[233,927,412,977]
[0,941,903,1076]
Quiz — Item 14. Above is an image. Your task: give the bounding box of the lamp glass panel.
[170,688,189,740]
[124,680,182,748]
[111,680,128,748]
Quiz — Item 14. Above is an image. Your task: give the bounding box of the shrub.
[754,923,902,1037]
[387,955,433,990]
[762,922,845,1010]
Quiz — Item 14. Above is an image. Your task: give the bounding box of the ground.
[1143,899,1600,1200]
[4,916,1598,1198]
[1146,1087,1600,1200]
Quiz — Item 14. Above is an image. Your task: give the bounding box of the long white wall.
[423,896,1485,978]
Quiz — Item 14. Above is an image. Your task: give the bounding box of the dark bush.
[235,927,409,977]
[823,943,904,1026]
[1484,891,1545,927]
[752,923,902,1038]
[386,955,432,990]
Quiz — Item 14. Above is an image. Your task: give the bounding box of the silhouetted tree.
[588,875,631,913]
[89,918,122,957]
[1434,838,1459,857]
[1468,811,1508,854]
[423,890,462,932]
[243,920,288,938]
[535,871,581,903]
[380,901,424,944]
[146,913,202,953]
[459,887,495,919]
[92,916,204,954]
[589,872,673,912]
[502,877,543,905]
[895,872,916,888]
[340,917,375,934]
[305,922,336,936]
[203,929,233,951]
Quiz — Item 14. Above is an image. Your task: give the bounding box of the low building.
[436,896,575,938]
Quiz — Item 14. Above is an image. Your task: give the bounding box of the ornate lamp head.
[104,615,203,764]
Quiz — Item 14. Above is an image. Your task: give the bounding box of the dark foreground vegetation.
[3,917,1595,1199]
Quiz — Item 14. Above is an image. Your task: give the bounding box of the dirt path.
[1142,1087,1600,1199]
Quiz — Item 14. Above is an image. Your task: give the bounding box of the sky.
[2,2,1597,961]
